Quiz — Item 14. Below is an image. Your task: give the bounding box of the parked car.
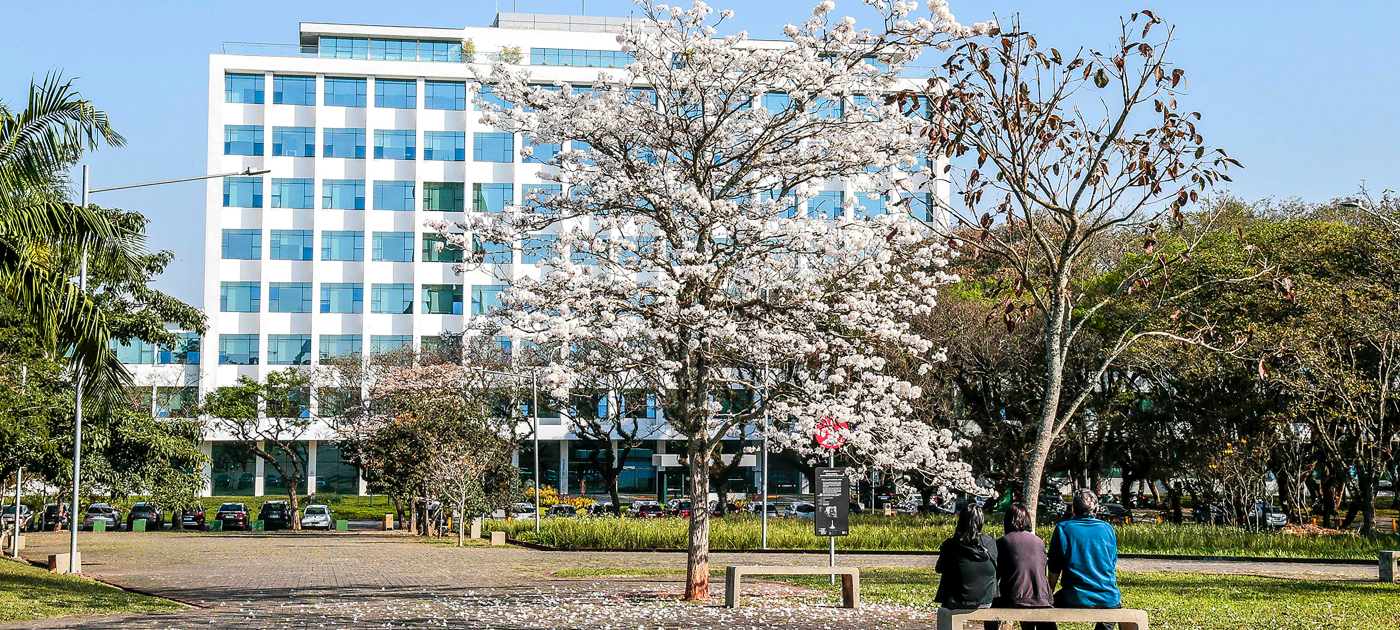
[83,504,121,531]
[665,498,693,518]
[1247,503,1288,529]
[749,502,781,517]
[178,503,206,530]
[1,505,35,532]
[300,504,333,530]
[628,500,664,518]
[41,503,70,531]
[215,502,251,531]
[710,501,740,517]
[787,501,816,519]
[547,504,580,518]
[1097,502,1130,520]
[586,501,617,516]
[258,500,295,530]
[127,502,163,531]
[510,503,537,521]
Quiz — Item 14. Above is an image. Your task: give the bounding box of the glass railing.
[221,42,318,57]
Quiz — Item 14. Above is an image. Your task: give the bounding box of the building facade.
[120,14,946,500]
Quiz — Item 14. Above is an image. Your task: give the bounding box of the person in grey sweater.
[987,503,1055,630]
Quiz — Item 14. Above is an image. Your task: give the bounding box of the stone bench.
[938,607,1149,630]
[724,565,859,609]
[1381,550,1398,583]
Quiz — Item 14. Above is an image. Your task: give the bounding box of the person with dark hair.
[1047,488,1122,630]
[934,503,999,614]
[985,503,1054,630]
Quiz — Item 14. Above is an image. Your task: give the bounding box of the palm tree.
[0,72,142,403]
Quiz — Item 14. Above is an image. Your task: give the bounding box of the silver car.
[83,504,121,531]
[2,505,35,532]
[787,501,816,519]
[300,504,334,530]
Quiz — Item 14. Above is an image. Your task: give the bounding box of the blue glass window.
[521,184,561,213]
[371,284,414,314]
[854,192,888,218]
[419,40,461,62]
[218,334,259,365]
[472,183,513,212]
[424,131,466,161]
[900,192,935,222]
[319,37,368,59]
[372,231,414,262]
[225,73,264,104]
[269,230,313,260]
[762,190,798,218]
[323,128,366,158]
[811,97,844,119]
[319,335,362,361]
[524,135,560,163]
[322,179,365,210]
[370,39,418,61]
[422,234,463,263]
[324,77,367,107]
[373,130,415,160]
[321,231,364,261]
[424,81,467,110]
[529,48,634,68]
[158,332,201,365]
[809,191,844,219]
[270,178,314,209]
[520,234,557,264]
[471,285,505,314]
[224,125,263,156]
[272,75,315,105]
[370,335,412,354]
[374,78,416,108]
[474,84,511,110]
[473,236,512,265]
[111,338,156,364]
[222,177,262,208]
[473,132,514,162]
[220,281,260,312]
[272,127,315,157]
[762,93,791,114]
[422,284,463,314]
[268,282,312,313]
[373,180,415,211]
[222,229,261,259]
[320,283,363,313]
[267,334,312,365]
[423,182,465,211]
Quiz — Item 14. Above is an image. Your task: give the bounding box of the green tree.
[201,371,314,529]
[1,74,142,402]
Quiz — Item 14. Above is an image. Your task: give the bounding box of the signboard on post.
[814,467,850,537]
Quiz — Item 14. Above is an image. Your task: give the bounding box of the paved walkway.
[5,529,1378,629]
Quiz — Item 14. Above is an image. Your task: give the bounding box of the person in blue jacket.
[1047,488,1123,630]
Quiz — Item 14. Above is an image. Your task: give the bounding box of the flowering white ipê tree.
[436,0,989,599]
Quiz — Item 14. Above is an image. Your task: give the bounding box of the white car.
[787,501,816,519]
[510,503,537,521]
[300,504,333,530]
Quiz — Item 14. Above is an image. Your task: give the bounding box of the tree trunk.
[287,484,302,531]
[1321,482,1337,529]
[457,503,465,547]
[1357,469,1376,535]
[409,498,419,534]
[392,495,405,530]
[683,441,711,601]
[1169,482,1182,524]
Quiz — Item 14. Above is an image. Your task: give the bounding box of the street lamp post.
[484,368,541,534]
[65,165,268,574]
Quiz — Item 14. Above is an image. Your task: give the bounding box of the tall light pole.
[484,368,541,534]
[65,165,268,574]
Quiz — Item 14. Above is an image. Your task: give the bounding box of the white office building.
[118,14,945,500]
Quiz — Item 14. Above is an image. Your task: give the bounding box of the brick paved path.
[5,529,1376,629]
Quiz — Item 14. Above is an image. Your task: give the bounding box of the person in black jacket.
[935,503,999,614]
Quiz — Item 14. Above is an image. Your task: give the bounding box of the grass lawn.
[484,515,1400,560]
[556,566,1399,630]
[0,558,182,622]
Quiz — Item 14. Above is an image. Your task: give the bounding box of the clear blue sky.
[3,1,1396,307]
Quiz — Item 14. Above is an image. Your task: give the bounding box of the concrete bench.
[938,607,1149,630]
[724,565,859,609]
